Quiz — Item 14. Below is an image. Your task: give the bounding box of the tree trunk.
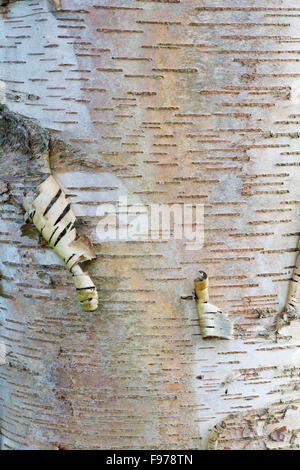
[0,0,300,450]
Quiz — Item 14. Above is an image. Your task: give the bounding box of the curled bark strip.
[23,175,98,312]
[207,402,300,450]
[285,245,300,313]
[194,271,232,340]
[0,179,9,203]
[49,0,61,10]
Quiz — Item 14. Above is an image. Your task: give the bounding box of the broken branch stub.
[194,271,232,340]
[23,175,98,312]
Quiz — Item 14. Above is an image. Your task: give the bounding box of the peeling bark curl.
[194,271,233,340]
[207,402,300,450]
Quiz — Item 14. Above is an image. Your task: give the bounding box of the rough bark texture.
[0,0,300,450]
